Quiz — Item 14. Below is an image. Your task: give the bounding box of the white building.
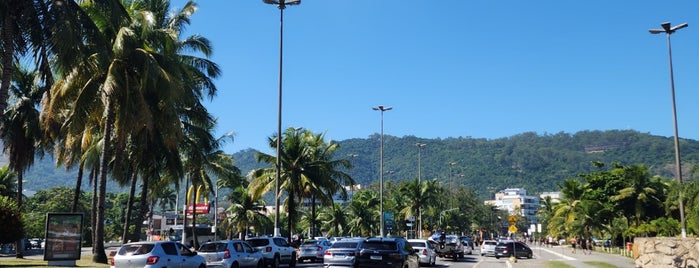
[484,188,540,224]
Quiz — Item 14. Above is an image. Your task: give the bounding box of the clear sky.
[172,0,699,154]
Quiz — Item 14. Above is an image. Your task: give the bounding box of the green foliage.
[0,195,23,243]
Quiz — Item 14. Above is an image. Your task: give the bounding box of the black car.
[494,241,532,259]
[357,237,419,268]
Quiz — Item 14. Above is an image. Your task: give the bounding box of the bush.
[0,196,24,243]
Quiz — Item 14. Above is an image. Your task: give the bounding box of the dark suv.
[494,241,532,259]
[356,237,419,268]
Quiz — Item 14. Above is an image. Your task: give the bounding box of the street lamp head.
[373,105,393,111]
[649,22,688,35]
[263,0,301,9]
[416,143,426,148]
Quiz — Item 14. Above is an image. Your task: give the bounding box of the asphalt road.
[2,244,636,268]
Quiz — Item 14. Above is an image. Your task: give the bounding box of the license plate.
[370,255,382,260]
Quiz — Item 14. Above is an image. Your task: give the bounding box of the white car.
[198,240,264,268]
[246,236,297,268]
[480,240,497,257]
[110,241,206,268]
[408,239,437,266]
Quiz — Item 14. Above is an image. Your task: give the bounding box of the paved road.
[2,245,635,268]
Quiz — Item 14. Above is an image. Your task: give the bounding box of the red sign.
[186,203,210,214]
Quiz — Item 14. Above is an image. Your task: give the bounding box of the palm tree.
[224,186,270,239]
[612,164,668,227]
[250,128,353,240]
[318,203,348,237]
[0,166,16,198]
[347,190,379,236]
[549,179,586,238]
[0,64,47,258]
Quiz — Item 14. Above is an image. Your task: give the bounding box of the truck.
[428,233,463,261]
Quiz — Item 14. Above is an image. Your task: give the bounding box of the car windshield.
[409,242,425,248]
[119,244,154,255]
[247,239,269,247]
[362,241,397,250]
[332,242,359,248]
[199,242,226,252]
[484,241,497,246]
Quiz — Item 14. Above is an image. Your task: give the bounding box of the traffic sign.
[508,225,518,233]
[508,215,517,223]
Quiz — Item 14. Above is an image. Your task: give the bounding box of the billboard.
[44,213,83,261]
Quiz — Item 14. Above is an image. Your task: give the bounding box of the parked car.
[494,241,532,259]
[246,236,297,268]
[480,240,497,257]
[297,239,332,263]
[356,237,419,268]
[407,239,437,266]
[460,239,472,255]
[198,240,264,268]
[109,241,206,268]
[323,238,364,267]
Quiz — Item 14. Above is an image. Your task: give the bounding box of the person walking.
[580,236,588,255]
[571,236,577,254]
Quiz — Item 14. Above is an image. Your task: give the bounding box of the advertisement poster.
[44,213,83,261]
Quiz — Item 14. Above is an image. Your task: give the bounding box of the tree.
[318,203,347,237]
[0,195,23,244]
[223,186,270,239]
[0,166,16,197]
[0,64,47,258]
[347,190,379,236]
[612,164,669,227]
[250,128,353,240]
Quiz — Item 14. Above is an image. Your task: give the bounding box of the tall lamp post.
[449,162,456,209]
[649,21,688,238]
[416,143,426,238]
[262,0,301,237]
[373,105,392,237]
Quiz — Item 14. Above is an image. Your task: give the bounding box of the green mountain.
[23,130,699,199]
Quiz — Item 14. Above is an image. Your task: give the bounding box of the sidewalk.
[534,245,636,268]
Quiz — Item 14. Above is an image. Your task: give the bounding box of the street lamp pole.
[416,143,426,238]
[449,162,456,209]
[263,0,301,237]
[373,105,392,237]
[650,21,688,238]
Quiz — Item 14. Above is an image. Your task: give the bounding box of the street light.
[449,162,456,209]
[262,0,301,238]
[649,21,688,238]
[416,143,426,238]
[373,105,392,237]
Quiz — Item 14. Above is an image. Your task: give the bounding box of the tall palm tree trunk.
[122,169,137,244]
[91,167,97,253]
[93,100,115,264]
[72,163,84,212]
[15,171,23,258]
[134,171,148,242]
[0,14,15,113]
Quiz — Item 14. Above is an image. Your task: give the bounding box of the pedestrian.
[587,238,594,254]
[580,237,587,255]
[570,236,577,253]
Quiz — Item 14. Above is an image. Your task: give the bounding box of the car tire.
[430,256,436,266]
[527,252,532,259]
[273,255,280,268]
[232,262,240,268]
[257,260,265,268]
[289,253,297,268]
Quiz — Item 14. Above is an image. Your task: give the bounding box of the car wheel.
[199,264,206,268]
[528,252,532,259]
[232,262,240,268]
[430,256,436,266]
[273,255,280,268]
[289,253,297,268]
[257,260,265,268]
[495,256,500,259]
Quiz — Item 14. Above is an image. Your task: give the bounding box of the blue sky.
[172,0,699,154]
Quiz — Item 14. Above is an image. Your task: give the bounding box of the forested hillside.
[23,129,699,198]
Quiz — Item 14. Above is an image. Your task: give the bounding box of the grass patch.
[0,255,109,268]
[546,261,575,268]
[583,261,621,268]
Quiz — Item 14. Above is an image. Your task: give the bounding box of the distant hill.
[23,130,699,199]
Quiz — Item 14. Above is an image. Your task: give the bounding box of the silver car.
[199,240,264,268]
[323,238,363,267]
[408,239,437,266]
[110,241,206,268]
[297,239,332,263]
